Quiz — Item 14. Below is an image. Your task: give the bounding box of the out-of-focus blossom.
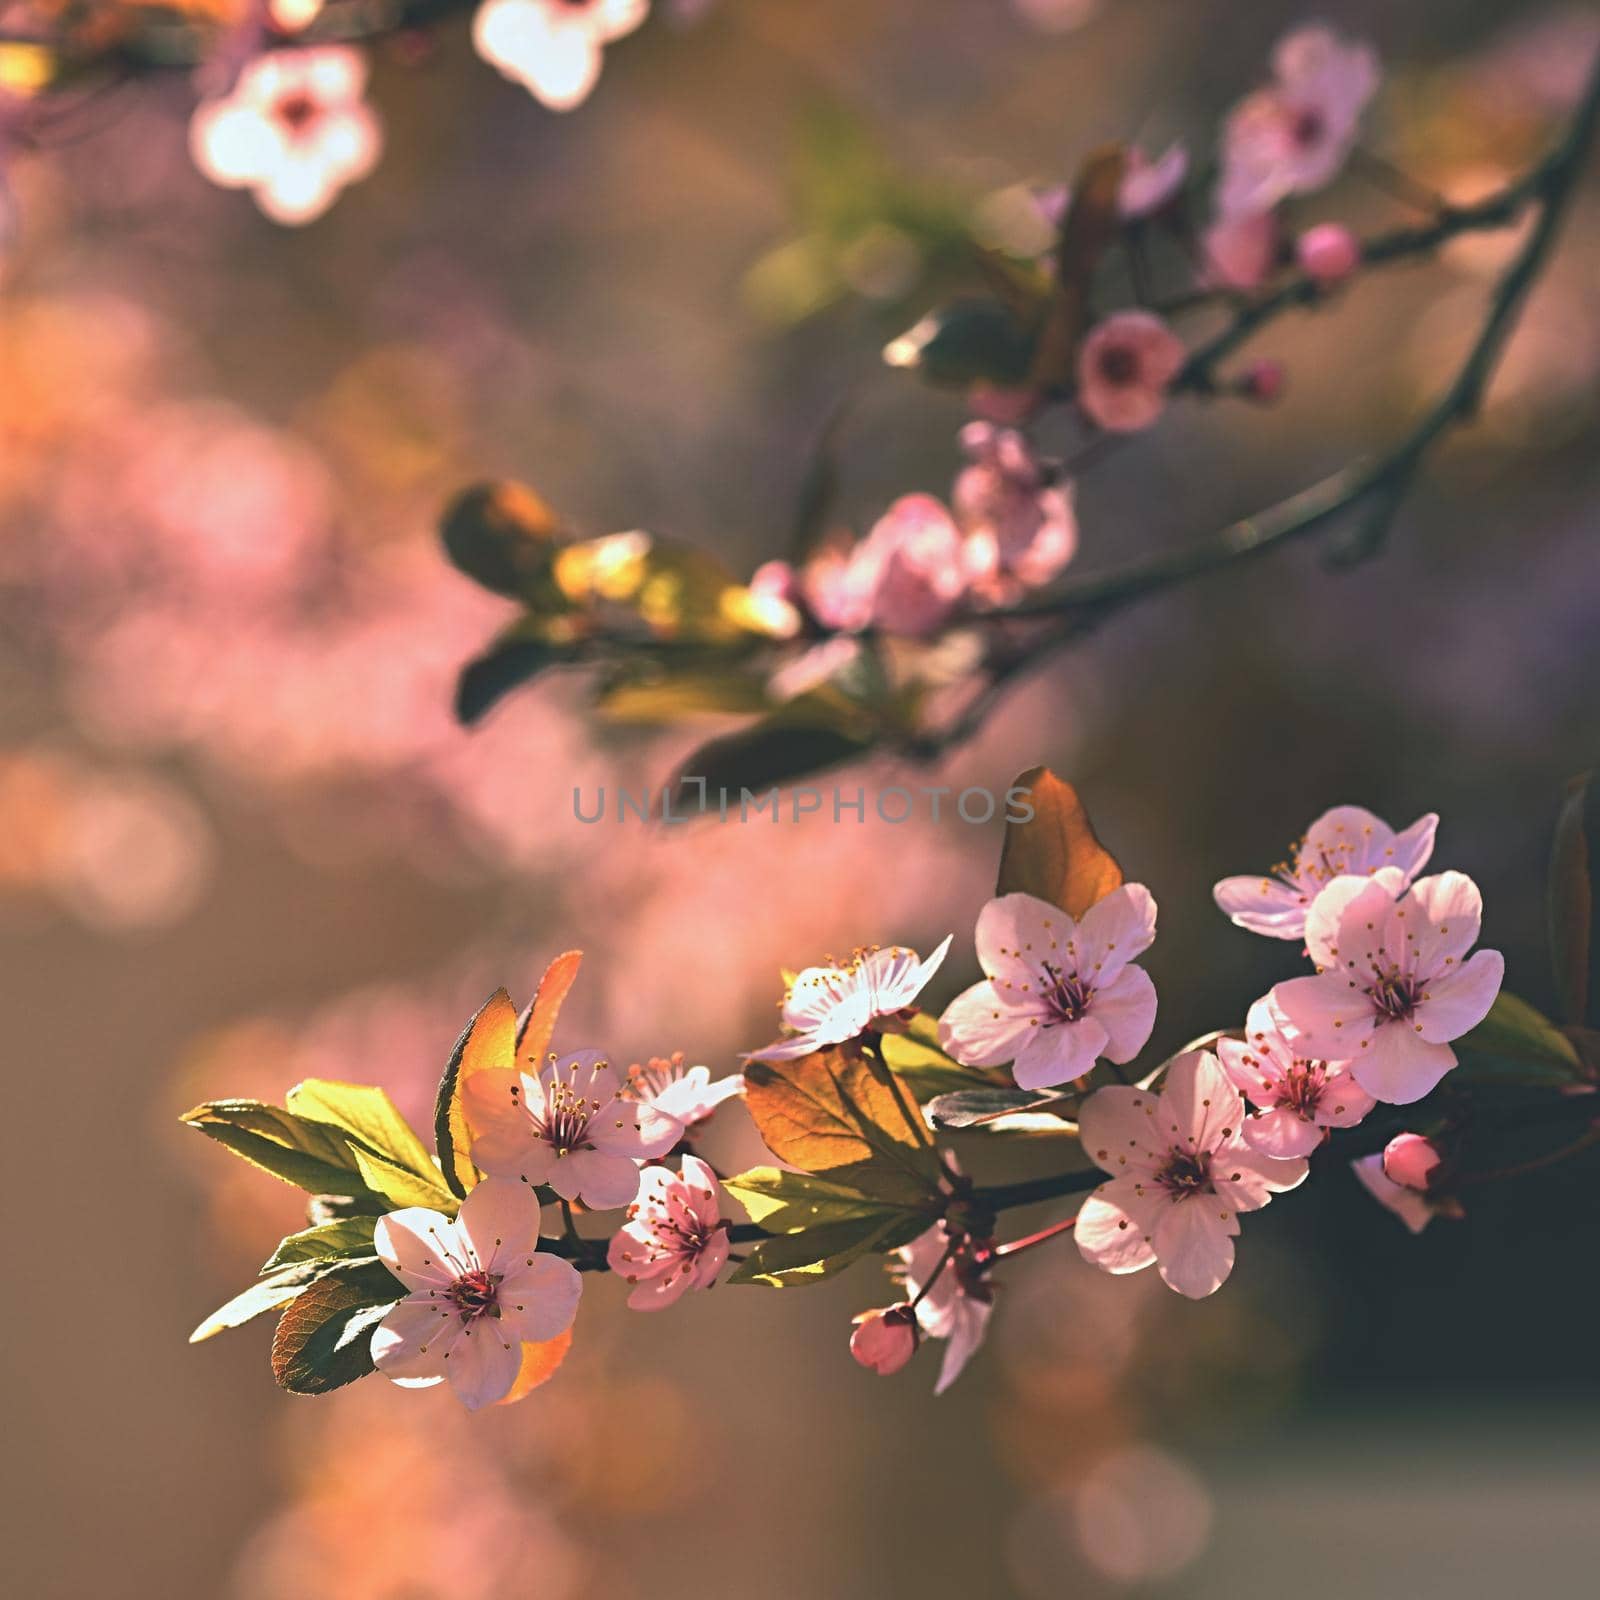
[1075,1051,1308,1298]
[1214,804,1438,940]
[623,1053,743,1131]
[940,888,1157,1091]
[1238,356,1287,404]
[799,536,878,634]
[953,423,1077,600]
[861,494,970,636]
[1033,141,1190,227]
[1076,311,1185,433]
[464,1048,679,1208]
[1297,221,1362,284]
[1271,870,1504,1104]
[967,381,1043,426]
[605,1154,729,1309]
[1216,998,1375,1158]
[894,1224,992,1393]
[189,48,382,225]
[371,1178,582,1409]
[1219,26,1380,218]
[1352,1152,1439,1233]
[1202,209,1279,290]
[849,1304,919,1375]
[473,0,648,113]
[1382,1131,1444,1191]
[1011,0,1101,36]
[747,937,953,1062]
[743,559,803,637]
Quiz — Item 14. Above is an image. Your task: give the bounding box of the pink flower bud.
[850,1304,918,1375]
[1239,357,1287,404]
[749,560,800,605]
[1382,1132,1443,1192]
[1296,222,1362,284]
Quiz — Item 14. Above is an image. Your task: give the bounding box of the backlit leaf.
[181,1100,378,1201]
[723,1167,919,1231]
[516,950,584,1072]
[996,766,1124,917]
[434,987,519,1199]
[270,1264,402,1396]
[441,480,566,600]
[262,1216,379,1274]
[728,1210,926,1288]
[1457,991,1584,1085]
[496,1329,574,1406]
[286,1079,436,1182]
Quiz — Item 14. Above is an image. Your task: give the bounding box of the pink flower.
[1297,221,1362,284]
[188,47,382,225]
[1271,871,1505,1105]
[1216,998,1375,1159]
[860,494,971,636]
[1351,1153,1437,1234]
[1219,26,1380,218]
[747,937,953,1062]
[1382,1131,1443,1191]
[895,1224,992,1393]
[799,538,878,633]
[370,1178,582,1409]
[624,1052,743,1130]
[1214,804,1438,941]
[1032,142,1190,229]
[1202,210,1280,289]
[473,0,647,113]
[939,887,1158,1091]
[1075,1050,1308,1298]
[1238,357,1287,403]
[605,1155,729,1309]
[463,1047,680,1209]
[952,423,1077,598]
[850,1304,919,1375]
[1076,312,1185,433]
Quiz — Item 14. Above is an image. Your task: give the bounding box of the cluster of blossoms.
[194,780,1595,1414]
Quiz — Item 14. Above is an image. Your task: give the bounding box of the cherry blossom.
[1075,1050,1308,1298]
[1219,26,1381,218]
[605,1155,729,1309]
[1033,140,1190,227]
[624,1052,743,1132]
[1297,222,1362,284]
[473,0,648,114]
[849,1304,919,1375]
[894,1224,992,1393]
[1203,209,1280,289]
[1213,804,1438,941]
[1270,870,1505,1105]
[369,1178,582,1409]
[860,494,971,636]
[1216,998,1375,1159]
[1383,1131,1444,1190]
[939,887,1158,1091]
[747,936,953,1062]
[1076,312,1186,433]
[463,1047,679,1209]
[188,48,382,225]
[952,423,1077,600]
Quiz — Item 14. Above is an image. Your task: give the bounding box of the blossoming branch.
[185,764,1600,1405]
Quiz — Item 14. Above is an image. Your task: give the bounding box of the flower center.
[446,1269,500,1321]
[1098,344,1140,386]
[1369,971,1421,1022]
[540,1079,597,1156]
[1157,1148,1212,1199]
[1279,1062,1325,1115]
[1041,963,1093,1024]
[1290,106,1326,148]
[275,93,318,134]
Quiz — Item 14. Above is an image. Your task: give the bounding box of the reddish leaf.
[996,766,1124,917]
[496,1328,574,1405]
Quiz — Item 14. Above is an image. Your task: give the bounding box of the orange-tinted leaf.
[1549,771,1597,1026]
[496,1327,574,1405]
[517,950,584,1072]
[434,988,518,1198]
[1028,144,1127,391]
[442,481,566,600]
[743,1049,940,1206]
[997,766,1124,917]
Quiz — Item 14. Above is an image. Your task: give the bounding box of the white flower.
[624,1052,743,1129]
[473,0,648,113]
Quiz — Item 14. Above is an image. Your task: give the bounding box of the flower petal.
[1304,870,1403,970]
[1241,1106,1323,1160]
[1158,1050,1243,1155]
[1270,973,1376,1059]
[973,892,1075,988]
[371,1296,460,1382]
[457,1177,543,1273]
[933,1299,992,1395]
[1348,1023,1457,1105]
[938,980,1043,1067]
[1212,873,1310,939]
[497,1253,583,1342]
[1074,883,1158,985]
[374,1207,466,1290]
[1075,1176,1163,1272]
[1406,871,1486,972]
[1092,963,1158,1062]
[1213,1143,1308,1209]
[1076,1084,1164,1174]
[445,1317,525,1410]
[1153,1200,1237,1298]
[1011,1015,1109,1090]
[1417,948,1502,1043]
[564,1148,644,1210]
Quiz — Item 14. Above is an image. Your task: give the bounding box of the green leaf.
[672,717,876,810]
[1457,991,1583,1084]
[286,1079,437,1181]
[270,1265,402,1396]
[593,665,772,725]
[996,766,1124,916]
[926,1087,1075,1130]
[350,1143,456,1211]
[441,481,566,600]
[263,1216,380,1274]
[878,1028,998,1100]
[728,1210,926,1288]
[883,298,1039,387]
[456,626,580,726]
[742,1048,942,1206]
[180,1100,379,1201]
[1549,771,1598,1027]
[723,1167,916,1231]
[189,1262,327,1344]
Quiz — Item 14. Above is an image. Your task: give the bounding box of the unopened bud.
[1382,1132,1443,1192]
[1239,357,1287,404]
[1296,222,1362,285]
[849,1304,919,1375]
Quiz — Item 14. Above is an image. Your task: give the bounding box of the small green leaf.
[190,1262,327,1344]
[728,1210,926,1288]
[263,1216,380,1273]
[1457,991,1583,1084]
[181,1100,379,1201]
[883,298,1039,387]
[723,1167,913,1231]
[350,1144,456,1212]
[285,1080,437,1182]
[270,1264,403,1395]
[878,1029,998,1100]
[926,1087,1075,1130]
